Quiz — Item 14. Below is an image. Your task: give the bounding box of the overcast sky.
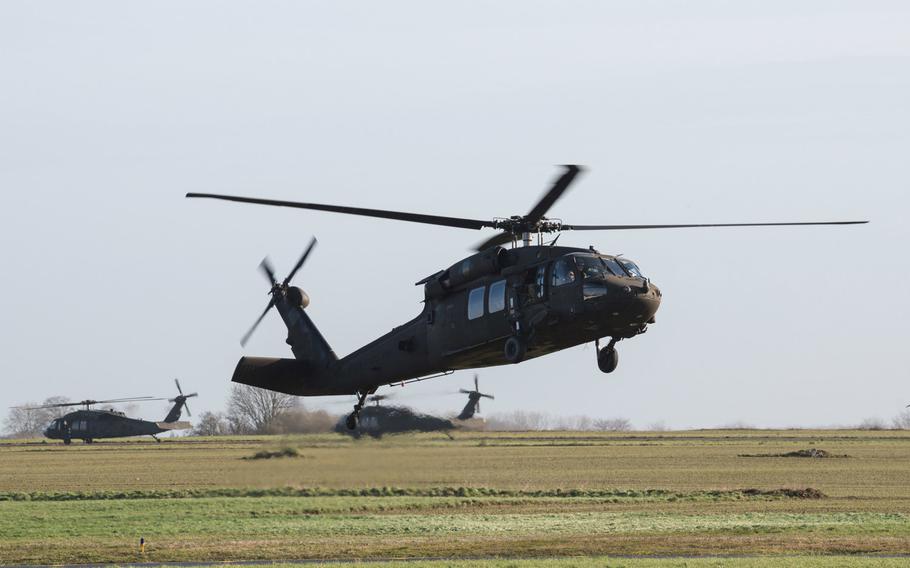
[1,1,907,429]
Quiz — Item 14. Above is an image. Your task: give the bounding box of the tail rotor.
[240,237,317,347]
[170,378,198,417]
[459,374,494,417]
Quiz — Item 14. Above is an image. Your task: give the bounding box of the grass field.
[1,430,909,565]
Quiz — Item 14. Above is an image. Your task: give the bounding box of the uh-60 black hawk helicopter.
[187,165,866,430]
[29,380,197,444]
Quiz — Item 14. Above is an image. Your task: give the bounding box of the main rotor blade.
[16,397,164,410]
[525,165,583,223]
[174,378,183,396]
[184,403,192,417]
[240,298,275,347]
[283,237,317,286]
[563,220,869,231]
[459,389,473,395]
[474,231,513,252]
[16,402,81,410]
[480,393,495,400]
[474,375,479,391]
[259,257,278,286]
[94,397,164,404]
[186,193,495,231]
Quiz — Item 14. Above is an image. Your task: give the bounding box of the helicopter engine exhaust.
[286,286,309,309]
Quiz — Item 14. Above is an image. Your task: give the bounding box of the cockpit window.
[551,257,577,287]
[574,255,607,280]
[602,258,627,277]
[618,259,644,278]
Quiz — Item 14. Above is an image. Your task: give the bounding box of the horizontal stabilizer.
[155,421,191,430]
[233,356,352,396]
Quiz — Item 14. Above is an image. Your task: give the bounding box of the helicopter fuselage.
[233,244,661,396]
[44,410,170,442]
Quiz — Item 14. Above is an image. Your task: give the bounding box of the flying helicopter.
[24,380,197,444]
[186,165,866,430]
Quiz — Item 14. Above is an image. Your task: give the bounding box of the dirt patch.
[740,448,848,459]
[243,447,304,460]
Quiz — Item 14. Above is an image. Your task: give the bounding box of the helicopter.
[186,165,866,430]
[333,393,455,438]
[26,380,197,444]
[458,375,494,421]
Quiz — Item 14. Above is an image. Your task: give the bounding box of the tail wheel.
[504,336,527,364]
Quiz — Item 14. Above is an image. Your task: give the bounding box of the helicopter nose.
[630,281,661,324]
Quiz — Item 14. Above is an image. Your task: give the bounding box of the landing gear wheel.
[84,438,93,444]
[597,347,619,373]
[63,438,71,446]
[347,391,369,430]
[504,336,527,364]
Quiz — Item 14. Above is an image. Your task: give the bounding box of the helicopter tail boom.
[232,356,354,396]
[155,421,191,431]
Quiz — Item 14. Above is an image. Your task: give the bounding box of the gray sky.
[1,1,907,428]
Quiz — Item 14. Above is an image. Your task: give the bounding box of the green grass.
[1,430,909,564]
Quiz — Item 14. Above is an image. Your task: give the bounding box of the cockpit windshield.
[601,257,627,277]
[618,258,644,278]
[573,255,607,279]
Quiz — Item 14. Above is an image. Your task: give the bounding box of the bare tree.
[3,396,71,438]
[892,410,910,430]
[4,406,45,438]
[192,411,230,436]
[858,417,887,430]
[227,384,298,434]
[273,407,337,434]
[486,410,552,431]
[593,417,633,431]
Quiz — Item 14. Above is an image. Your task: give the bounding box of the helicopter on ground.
[26,380,197,444]
[186,165,866,430]
[333,394,455,438]
[335,375,495,438]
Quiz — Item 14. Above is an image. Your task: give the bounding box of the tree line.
[7,386,910,437]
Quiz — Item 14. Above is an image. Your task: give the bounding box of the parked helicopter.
[333,394,455,438]
[26,380,197,444]
[186,165,866,429]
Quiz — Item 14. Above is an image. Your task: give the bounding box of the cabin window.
[551,257,576,287]
[488,280,506,313]
[535,266,547,299]
[467,287,485,320]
